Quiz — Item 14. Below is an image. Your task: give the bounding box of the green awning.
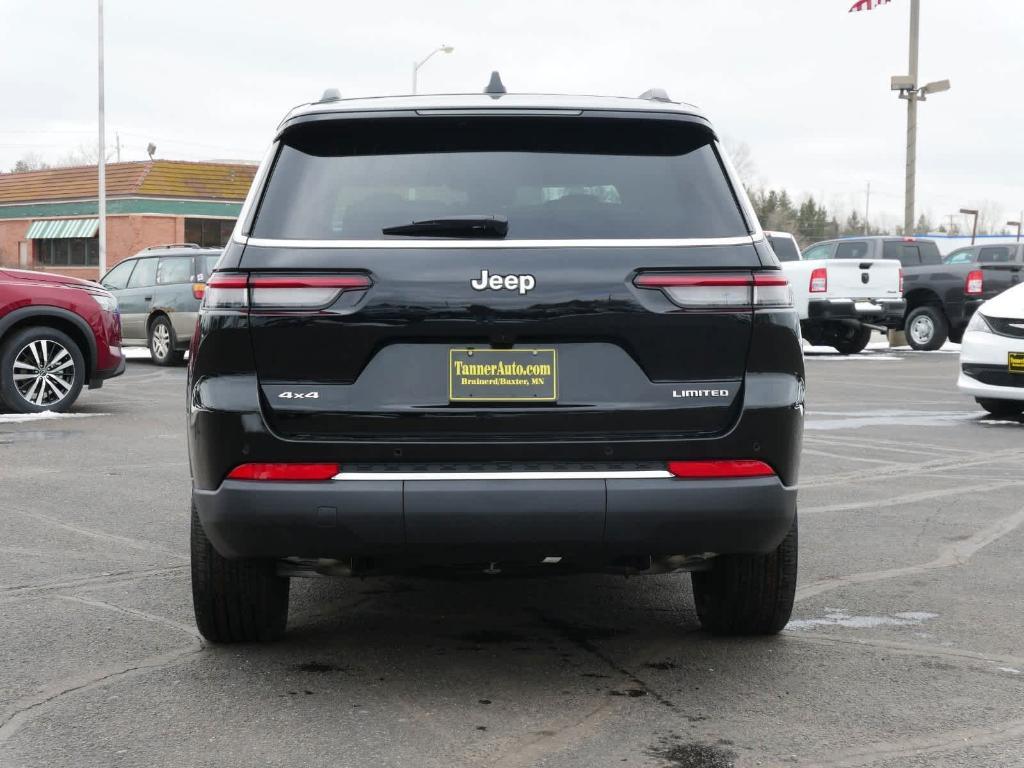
[26,218,100,239]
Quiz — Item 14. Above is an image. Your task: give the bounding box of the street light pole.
[1007,219,1022,243]
[903,0,920,236]
[412,44,454,94]
[97,0,107,277]
[960,208,979,246]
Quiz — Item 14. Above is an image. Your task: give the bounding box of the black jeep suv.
[188,80,805,642]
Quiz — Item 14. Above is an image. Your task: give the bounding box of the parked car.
[957,281,1024,417]
[188,82,804,643]
[803,236,1022,351]
[0,268,123,413]
[768,231,904,354]
[99,244,222,365]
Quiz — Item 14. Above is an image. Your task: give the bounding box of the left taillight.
[192,282,206,301]
[226,463,340,481]
[634,273,792,309]
[249,275,371,310]
[202,273,248,310]
[965,269,984,296]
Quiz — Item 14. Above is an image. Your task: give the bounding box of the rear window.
[979,246,1012,263]
[197,253,220,280]
[834,241,870,260]
[251,117,748,240]
[882,240,941,266]
[767,235,800,262]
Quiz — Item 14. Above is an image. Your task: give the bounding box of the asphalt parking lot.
[1,347,1023,768]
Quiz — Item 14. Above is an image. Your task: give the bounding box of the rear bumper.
[194,474,798,563]
[807,298,906,328]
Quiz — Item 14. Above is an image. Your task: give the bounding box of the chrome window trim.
[238,235,758,250]
[333,470,673,481]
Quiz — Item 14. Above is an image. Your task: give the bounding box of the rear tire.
[149,316,185,366]
[691,516,798,636]
[191,500,290,643]
[977,398,1024,418]
[0,326,86,413]
[832,326,872,355]
[905,305,948,351]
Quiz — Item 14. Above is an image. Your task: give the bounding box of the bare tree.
[9,152,50,173]
[722,138,757,187]
[54,144,101,168]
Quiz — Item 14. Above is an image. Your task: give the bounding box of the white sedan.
[958,282,1024,417]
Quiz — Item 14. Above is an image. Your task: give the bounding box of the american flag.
[849,0,891,10]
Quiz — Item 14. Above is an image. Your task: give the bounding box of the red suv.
[0,269,124,413]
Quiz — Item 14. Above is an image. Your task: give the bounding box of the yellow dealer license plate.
[1010,352,1024,373]
[449,348,558,402]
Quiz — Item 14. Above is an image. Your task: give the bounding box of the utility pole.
[903,0,920,237]
[864,181,871,235]
[115,131,121,163]
[97,0,107,276]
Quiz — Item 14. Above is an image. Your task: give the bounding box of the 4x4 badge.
[471,269,536,295]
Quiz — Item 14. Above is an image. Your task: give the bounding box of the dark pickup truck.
[807,237,1023,350]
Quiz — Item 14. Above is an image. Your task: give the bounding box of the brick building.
[0,160,257,280]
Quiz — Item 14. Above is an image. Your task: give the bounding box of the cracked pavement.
[1,348,1023,767]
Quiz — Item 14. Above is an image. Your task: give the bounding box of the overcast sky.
[2,0,1021,230]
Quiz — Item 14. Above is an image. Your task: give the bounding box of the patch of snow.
[805,354,903,362]
[0,411,109,424]
[121,347,189,361]
[805,409,978,431]
[996,667,1021,675]
[786,609,938,631]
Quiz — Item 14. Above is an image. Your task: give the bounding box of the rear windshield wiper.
[381,215,508,239]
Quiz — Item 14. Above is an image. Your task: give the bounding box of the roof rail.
[318,88,342,103]
[143,243,202,251]
[639,87,672,103]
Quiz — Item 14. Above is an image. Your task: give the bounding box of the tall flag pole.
[97,0,107,277]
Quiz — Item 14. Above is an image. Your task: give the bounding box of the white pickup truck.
[766,232,906,354]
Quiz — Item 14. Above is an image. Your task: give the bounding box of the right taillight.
[634,273,792,309]
[809,267,828,293]
[965,269,984,296]
[898,268,904,293]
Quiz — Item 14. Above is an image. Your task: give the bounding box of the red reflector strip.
[226,463,340,481]
[752,275,788,287]
[635,274,752,288]
[207,274,248,289]
[667,460,775,478]
[249,276,371,289]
